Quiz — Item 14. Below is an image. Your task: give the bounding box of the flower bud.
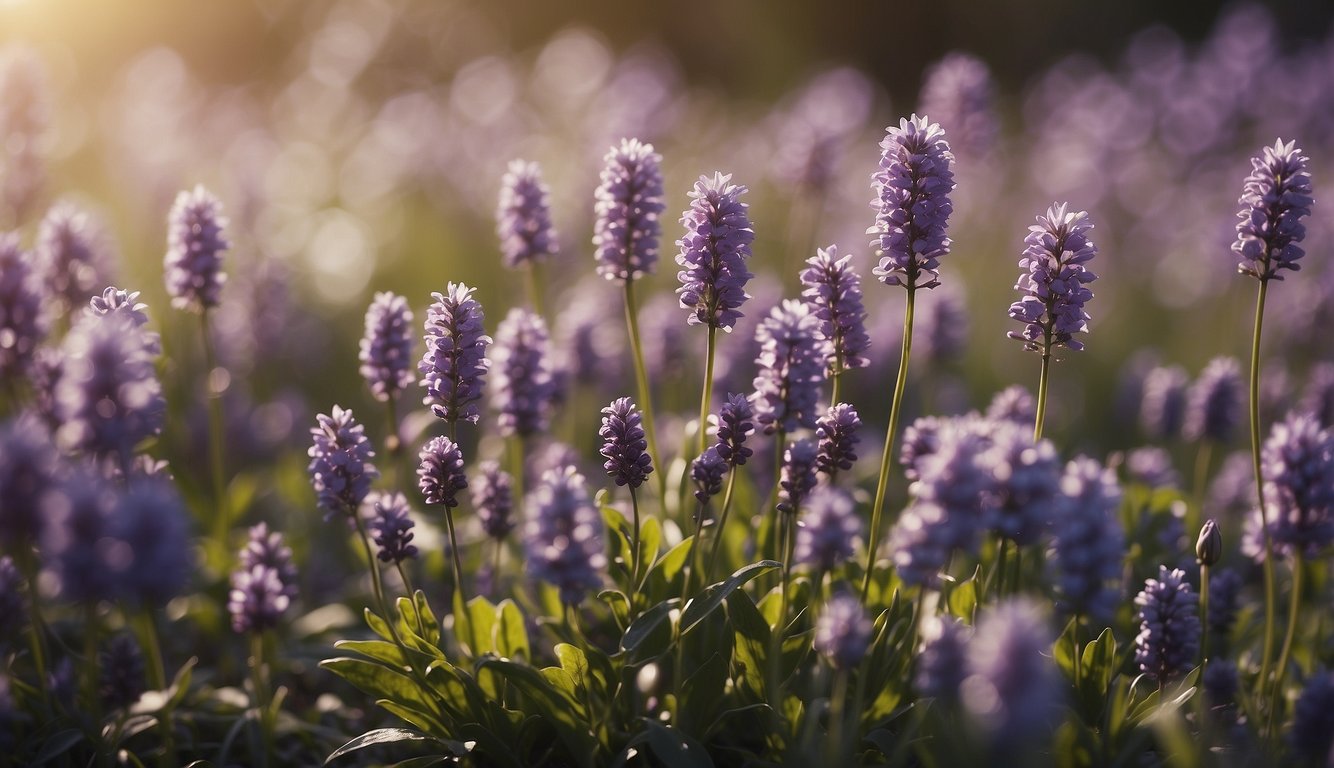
[1196,518,1222,566]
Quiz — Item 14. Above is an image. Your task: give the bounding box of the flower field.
[1,2,1333,766]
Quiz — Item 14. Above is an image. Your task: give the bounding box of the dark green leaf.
[30,729,84,766]
[680,560,780,636]
[620,598,679,663]
[641,718,715,768]
[325,728,460,764]
[495,599,529,662]
[320,658,445,727]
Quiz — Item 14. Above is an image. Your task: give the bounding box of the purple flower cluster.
[752,300,828,434]
[799,245,870,374]
[599,397,653,489]
[0,417,55,547]
[794,486,861,572]
[594,138,664,282]
[1007,203,1098,353]
[813,593,872,669]
[228,565,291,635]
[418,435,467,509]
[918,53,997,160]
[366,491,418,564]
[1290,672,1334,761]
[1261,412,1334,553]
[915,616,969,700]
[962,600,1060,754]
[163,185,229,312]
[711,393,755,467]
[491,308,560,438]
[1133,566,1201,683]
[675,172,755,331]
[523,467,606,606]
[359,291,415,402]
[238,522,298,600]
[988,423,1063,546]
[868,115,955,290]
[1233,139,1313,281]
[815,402,861,481]
[54,312,164,460]
[471,460,515,540]
[916,282,968,365]
[1184,357,1242,443]
[307,406,378,518]
[1051,457,1125,622]
[89,286,150,329]
[778,438,819,514]
[1140,365,1189,440]
[691,446,726,506]
[497,159,559,268]
[36,202,106,313]
[0,232,46,382]
[420,283,491,425]
[985,385,1036,425]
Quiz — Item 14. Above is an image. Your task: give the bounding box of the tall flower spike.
[690,446,726,505]
[523,466,606,606]
[1007,203,1098,353]
[418,435,468,509]
[98,634,145,710]
[815,402,862,481]
[1261,412,1334,553]
[799,245,870,374]
[0,416,55,549]
[497,159,559,269]
[1140,365,1189,441]
[359,292,415,402]
[752,300,829,434]
[917,53,998,160]
[419,283,491,425]
[916,616,969,701]
[712,392,755,467]
[1290,672,1334,761]
[676,172,755,331]
[163,185,229,312]
[228,564,291,634]
[868,115,956,290]
[0,232,46,382]
[962,599,1061,756]
[599,397,653,489]
[471,460,515,540]
[36,202,107,314]
[986,422,1063,546]
[1051,457,1125,623]
[110,477,192,606]
[1184,357,1242,443]
[307,405,378,519]
[1233,139,1313,281]
[594,138,664,282]
[239,522,298,599]
[795,486,862,573]
[490,308,560,439]
[366,491,418,564]
[778,437,819,514]
[54,311,164,459]
[986,385,1036,425]
[1133,566,1201,683]
[813,592,873,669]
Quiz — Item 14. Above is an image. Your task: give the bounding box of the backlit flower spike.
[594,138,664,283]
[497,159,559,269]
[1233,138,1313,282]
[420,283,491,426]
[163,185,229,312]
[1007,203,1098,354]
[307,405,378,519]
[359,292,415,403]
[868,115,956,291]
[799,245,870,374]
[676,172,755,332]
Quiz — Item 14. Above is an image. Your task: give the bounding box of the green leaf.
[466,595,499,656]
[680,560,781,636]
[476,657,595,767]
[495,599,529,662]
[678,652,727,736]
[598,589,631,630]
[620,598,678,663]
[1078,627,1117,721]
[319,658,445,728]
[413,590,442,647]
[555,643,592,695]
[30,729,84,766]
[644,538,693,603]
[945,567,979,623]
[324,728,458,764]
[640,717,715,768]
[727,591,770,698]
[336,639,411,667]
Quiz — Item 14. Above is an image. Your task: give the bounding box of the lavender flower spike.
[1233,138,1313,281]
[676,172,755,331]
[778,437,819,514]
[366,491,419,564]
[690,446,726,505]
[814,592,873,669]
[497,159,559,268]
[1051,457,1125,623]
[307,405,378,518]
[1008,203,1098,353]
[36,202,107,314]
[238,522,298,599]
[490,308,560,438]
[799,245,870,374]
[420,282,491,425]
[594,138,665,282]
[471,461,515,540]
[55,311,164,459]
[711,392,755,467]
[1261,412,1334,553]
[795,486,862,573]
[752,300,829,435]
[918,53,998,160]
[359,291,415,402]
[163,184,229,312]
[418,435,468,509]
[962,599,1061,756]
[0,232,47,382]
[816,402,862,481]
[868,115,956,290]
[1133,566,1201,683]
[228,565,291,634]
[1290,672,1334,761]
[1184,357,1242,443]
[599,397,653,489]
[523,466,607,605]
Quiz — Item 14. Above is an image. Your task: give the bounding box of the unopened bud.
[1196,519,1222,566]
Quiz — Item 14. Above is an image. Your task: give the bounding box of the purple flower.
[752,300,829,434]
[1207,567,1242,637]
[1202,659,1239,712]
[98,634,144,710]
[359,291,415,402]
[491,308,560,439]
[799,245,870,374]
[523,466,606,605]
[594,138,664,282]
[163,185,229,312]
[1133,566,1201,683]
[986,423,1062,546]
[986,385,1036,426]
[918,53,998,160]
[1233,139,1313,281]
[1007,203,1098,353]
[676,172,755,331]
[814,593,873,669]
[54,312,164,460]
[1139,365,1189,441]
[1184,357,1242,443]
[307,405,378,518]
[418,435,467,509]
[907,416,995,552]
[1290,672,1334,761]
[916,616,969,700]
[889,501,954,587]
[0,232,47,382]
[917,281,969,366]
[89,286,150,328]
[366,491,418,564]
[1123,447,1180,489]
[900,414,945,482]
[711,392,755,467]
[815,402,861,481]
[868,115,956,290]
[1051,457,1125,623]
[228,565,291,634]
[599,397,653,489]
[0,416,55,548]
[40,470,119,603]
[471,460,515,540]
[497,159,559,268]
[778,437,819,514]
[1261,412,1334,553]
[962,599,1061,754]
[555,280,627,390]
[690,446,727,505]
[1300,362,1334,428]
[36,202,107,313]
[110,477,192,606]
[239,522,298,600]
[420,283,491,426]
[794,486,861,572]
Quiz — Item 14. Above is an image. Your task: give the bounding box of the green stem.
[353,513,396,640]
[250,631,272,768]
[395,561,428,640]
[623,278,668,505]
[706,469,739,583]
[698,324,717,457]
[764,430,787,564]
[136,611,176,768]
[19,556,49,712]
[443,506,469,644]
[509,436,525,515]
[629,487,643,608]
[385,396,404,489]
[1034,338,1052,442]
[202,310,230,552]
[1200,563,1210,671]
[525,263,546,320]
[827,668,851,766]
[861,287,916,604]
[1072,614,1082,692]
[1248,279,1277,702]
[1270,551,1304,731]
[993,538,1009,601]
[492,538,503,599]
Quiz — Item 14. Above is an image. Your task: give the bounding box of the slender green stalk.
[201,310,230,550]
[706,469,739,583]
[352,513,396,639]
[19,555,49,712]
[384,397,404,488]
[136,611,177,768]
[1270,551,1304,730]
[826,668,851,766]
[1071,614,1082,691]
[492,538,503,598]
[1033,334,1052,442]
[525,263,546,320]
[992,538,1009,601]
[629,487,643,606]
[250,632,272,768]
[698,324,717,457]
[622,278,668,505]
[764,429,787,564]
[1199,563,1210,671]
[442,506,469,639]
[509,436,525,516]
[861,288,916,604]
[395,561,428,640]
[1248,280,1277,701]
